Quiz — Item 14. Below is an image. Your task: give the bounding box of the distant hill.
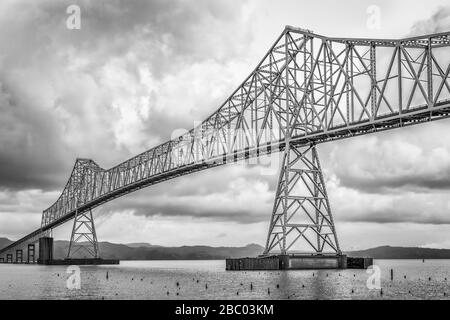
[3,237,450,260]
[346,246,450,259]
[51,241,264,260]
[125,243,160,248]
[0,237,263,259]
[0,237,13,250]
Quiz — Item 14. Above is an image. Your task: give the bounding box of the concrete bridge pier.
[27,244,35,264]
[15,249,23,263]
[37,237,53,265]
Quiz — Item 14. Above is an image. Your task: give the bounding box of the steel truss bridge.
[1,26,450,260]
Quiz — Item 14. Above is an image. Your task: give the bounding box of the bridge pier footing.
[41,258,119,265]
[226,254,372,270]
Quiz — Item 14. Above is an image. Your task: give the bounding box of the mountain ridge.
[2,237,450,259]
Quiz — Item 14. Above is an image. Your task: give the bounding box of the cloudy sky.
[1,0,450,250]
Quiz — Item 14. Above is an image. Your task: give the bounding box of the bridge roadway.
[1,26,450,256]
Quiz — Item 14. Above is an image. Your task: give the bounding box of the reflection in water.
[0,259,450,299]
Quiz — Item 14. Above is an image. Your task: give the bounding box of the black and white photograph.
[1,0,450,312]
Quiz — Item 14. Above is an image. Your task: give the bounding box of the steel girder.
[1,26,450,257]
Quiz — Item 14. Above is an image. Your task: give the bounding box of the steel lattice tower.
[67,209,99,259]
[264,143,340,255]
[66,159,101,259]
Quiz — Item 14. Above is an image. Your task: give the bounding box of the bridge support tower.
[67,209,99,259]
[264,143,341,257]
[226,143,372,270]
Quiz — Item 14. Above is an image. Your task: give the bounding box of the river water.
[0,259,449,299]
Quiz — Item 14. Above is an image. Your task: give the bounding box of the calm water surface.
[1,259,449,299]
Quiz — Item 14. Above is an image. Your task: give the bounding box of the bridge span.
[1,26,450,262]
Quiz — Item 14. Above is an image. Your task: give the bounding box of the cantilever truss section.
[67,209,99,259]
[40,27,450,233]
[264,143,340,255]
[63,159,101,259]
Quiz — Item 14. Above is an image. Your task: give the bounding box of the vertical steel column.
[345,44,350,125]
[282,30,291,254]
[427,38,433,107]
[323,39,328,130]
[313,148,321,252]
[398,44,403,115]
[370,42,377,120]
[350,44,355,123]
